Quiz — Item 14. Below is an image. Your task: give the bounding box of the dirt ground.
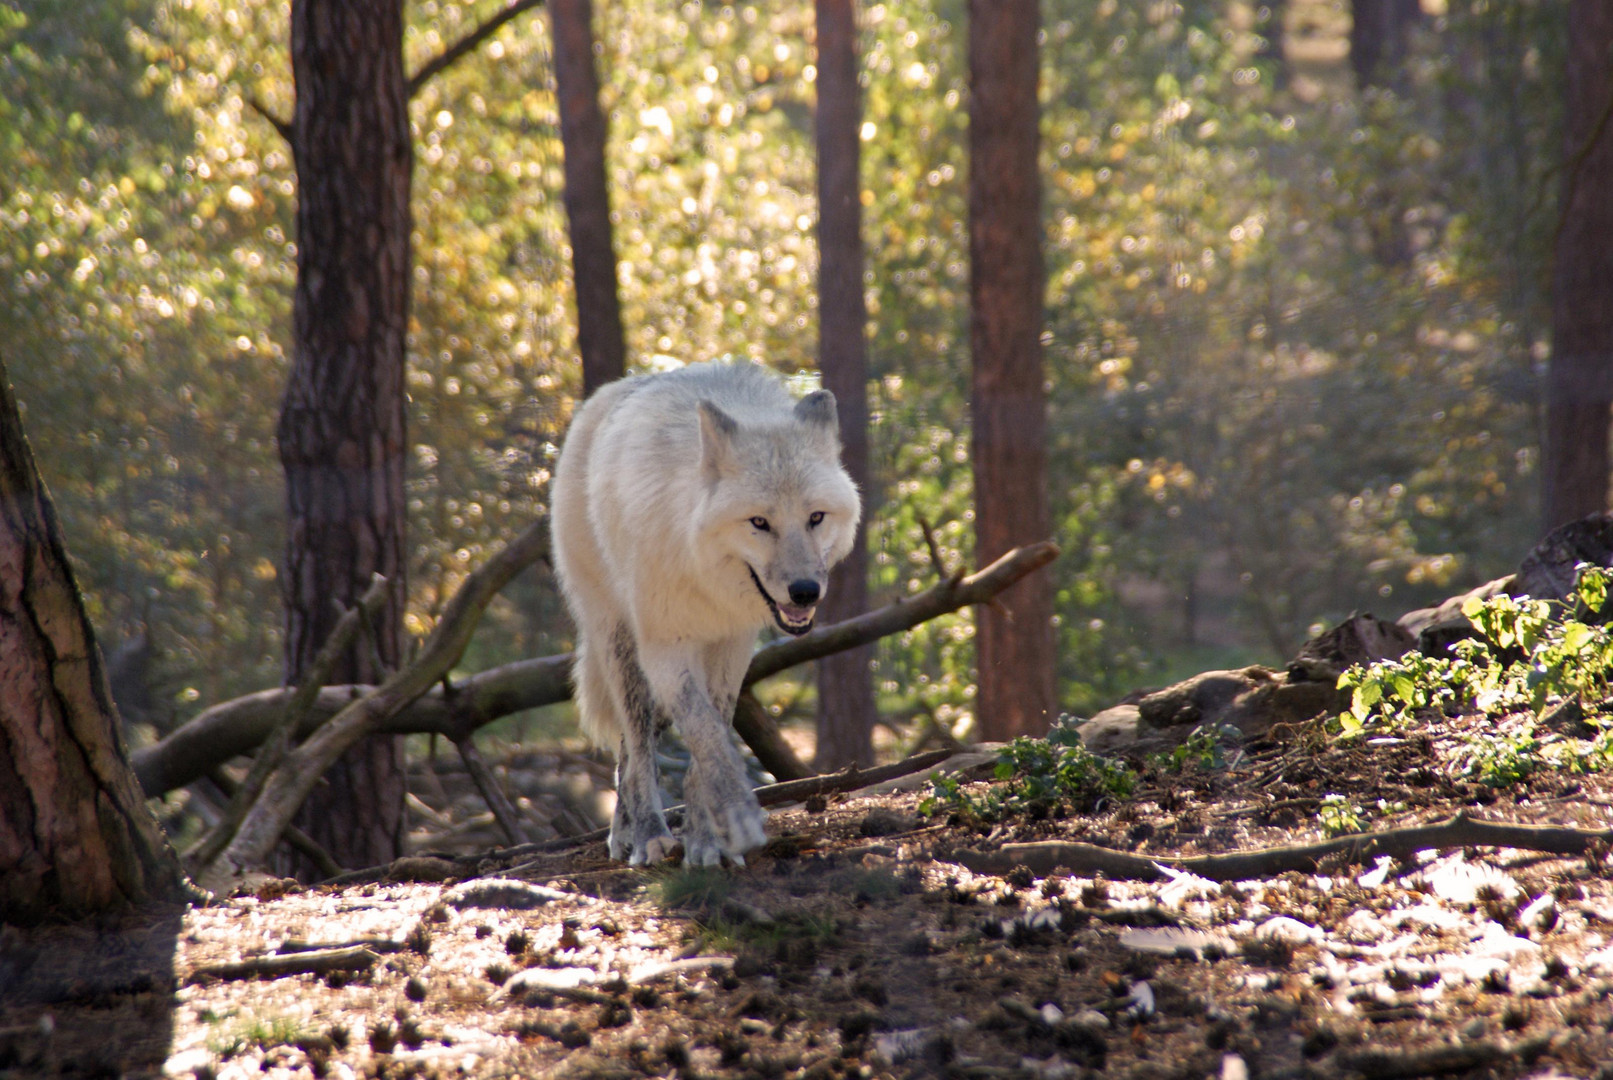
[9,718,1613,1080]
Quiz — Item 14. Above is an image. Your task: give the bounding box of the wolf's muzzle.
[748,566,816,636]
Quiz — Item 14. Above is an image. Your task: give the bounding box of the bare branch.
[742,540,1060,685]
[194,521,549,889]
[916,513,951,580]
[245,95,293,142]
[185,575,389,873]
[203,768,343,880]
[408,0,548,98]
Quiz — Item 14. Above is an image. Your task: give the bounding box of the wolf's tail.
[573,639,622,750]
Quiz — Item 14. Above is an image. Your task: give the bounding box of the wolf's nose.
[787,579,821,606]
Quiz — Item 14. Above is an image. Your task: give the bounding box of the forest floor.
[9,715,1613,1080]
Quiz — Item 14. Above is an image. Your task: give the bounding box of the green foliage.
[1157,722,1243,774]
[1335,566,1613,787]
[1340,566,1613,736]
[920,715,1135,822]
[1317,794,1364,837]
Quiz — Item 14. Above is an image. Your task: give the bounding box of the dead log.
[134,541,1060,796]
[952,809,1613,881]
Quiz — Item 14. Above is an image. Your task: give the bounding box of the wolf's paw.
[628,833,679,867]
[683,772,768,866]
[609,806,676,865]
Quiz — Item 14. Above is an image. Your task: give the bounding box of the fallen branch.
[195,521,549,890]
[202,768,343,880]
[135,541,1060,796]
[455,734,532,846]
[731,690,812,781]
[185,575,390,874]
[952,810,1613,882]
[186,945,379,984]
[481,746,972,866]
[320,745,985,884]
[1340,1035,1548,1080]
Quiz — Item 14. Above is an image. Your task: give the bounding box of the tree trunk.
[968,0,1056,743]
[814,0,877,770]
[552,0,627,396]
[0,357,189,924]
[1544,0,1613,533]
[278,0,412,876]
[1349,0,1420,89]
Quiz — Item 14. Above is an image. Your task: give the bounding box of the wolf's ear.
[793,390,839,440]
[698,399,739,479]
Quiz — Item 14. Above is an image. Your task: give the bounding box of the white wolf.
[551,361,861,865]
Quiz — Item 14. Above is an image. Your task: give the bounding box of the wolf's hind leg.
[605,626,677,865]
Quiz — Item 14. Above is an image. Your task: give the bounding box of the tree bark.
[1349,0,1420,89]
[968,0,1056,741]
[1544,0,1613,532]
[552,0,626,396]
[0,357,189,924]
[278,0,413,876]
[814,0,877,770]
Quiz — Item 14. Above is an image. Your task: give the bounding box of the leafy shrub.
[920,715,1135,822]
[1332,565,1613,786]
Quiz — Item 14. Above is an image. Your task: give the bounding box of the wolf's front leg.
[639,641,768,866]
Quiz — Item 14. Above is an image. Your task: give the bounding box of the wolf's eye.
[808,511,825,528]
[749,516,771,532]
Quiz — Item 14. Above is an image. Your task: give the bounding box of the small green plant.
[1157,723,1243,773]
[920,714,1135,822]
[1458,721,1548,787]
[1317,794,1364,837]
[648,865,735,912]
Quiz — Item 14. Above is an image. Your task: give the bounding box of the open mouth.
[747,566,816,636]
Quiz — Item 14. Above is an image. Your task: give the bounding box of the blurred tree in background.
[814,0,877,769]
[0,0,1573,764]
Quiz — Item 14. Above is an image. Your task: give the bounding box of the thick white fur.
[551,361,860,865]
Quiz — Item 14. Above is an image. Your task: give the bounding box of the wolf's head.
[695,390,861,636]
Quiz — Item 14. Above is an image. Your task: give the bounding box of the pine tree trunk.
[553,0,626,397]
[277,0,412,876]
[1544,0,1613,532]
[0,358,189,924]
[814,0,877,770]
[968,0,1056,742]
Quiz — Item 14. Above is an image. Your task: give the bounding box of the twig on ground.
[186,945,378,985]
[1340,1035,1548,1080]
[952,810,1613,881]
